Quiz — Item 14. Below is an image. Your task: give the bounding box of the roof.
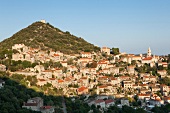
[58,79,64,83]
[23,103,38,106]
[95,99,105,103]
[77,86,88,92]
[138,93,150,97]
[102,47,110,49]
[49,78,55,80]
[54,54,59,56]
[81,52,91,54]
[99,85,107,88]
[41,106,52,109]
[0,79,5,83]
[143,57,152,60]
[39,79,46,82]
[105,99,114,104]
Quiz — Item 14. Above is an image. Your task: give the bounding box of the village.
[0,43,170,112]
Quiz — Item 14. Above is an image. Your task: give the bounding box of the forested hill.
[0,21,100,54]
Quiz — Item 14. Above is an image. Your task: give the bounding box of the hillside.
[0,21,100,54]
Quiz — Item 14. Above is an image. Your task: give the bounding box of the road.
[62,96,67,113]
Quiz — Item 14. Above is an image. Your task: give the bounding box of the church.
[142,47,159,66]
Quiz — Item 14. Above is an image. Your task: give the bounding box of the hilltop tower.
[147,47,151,57]
[40,19,46,23]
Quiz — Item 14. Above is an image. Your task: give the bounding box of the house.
[77,86,88,95]
[109,67,119,75]
[163,97,170,103]
[157,70,167,76]
[12,43,25,50]
[138,93,150,100]
[37,79,47,86]
[97,61,108,70]
[40,106,54,113]
[0,64,6,71]
[160,84,169,96]
[34,65,45,73]
[22,97,43,111]
[101,47,110,55]
[41,70,53,79]
[142,57,153,64]
[158,62,168,68]
[81,52,92,58]
[110,77,120,86]
[132,55,142,61]
[52,53,61,62]
[78,58,92,63]
[94,99,105,108]
[97,85,108,94]
[48,78,57,86]
[149,98,164,107]
[127,65,135,75]
[61,61,67,67]
[121,98,129,106]
[123,81,133,89]
[105,99,115,108]
[0,79,5,88]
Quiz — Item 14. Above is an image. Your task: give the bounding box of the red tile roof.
[95,99,105,103]
[77,86,88,92]
[105,99,114,104]
[143,57,152,60]
[24,103,38,106]
[41,106,52,109]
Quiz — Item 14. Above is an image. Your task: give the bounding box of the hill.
[0,21,100,54]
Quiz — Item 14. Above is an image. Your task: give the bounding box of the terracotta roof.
[39,79,46,82]
[41,106,52,109]
[24,103,38,106]
[143,57,152,60]
[49,78,55,80]
[99,85,107,88]
[58,79,64,83]
[77,86,88,92]
[138,93,150,97]
[54,54,59,56]
[95,99,105,103]
[43,70,52,72]
[105,99,114,104]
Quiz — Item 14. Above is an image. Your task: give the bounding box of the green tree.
[111,47,120,55]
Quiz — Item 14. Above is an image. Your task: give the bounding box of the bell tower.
[147,47,151,57]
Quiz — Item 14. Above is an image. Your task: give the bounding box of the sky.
[0,0,170,55]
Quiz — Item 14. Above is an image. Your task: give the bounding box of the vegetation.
[151,104,170,113]
[1,59,38,72]
[0,73,63,113]
[0,22,100,54]
[111,47,120,55]
[159,77,170,86]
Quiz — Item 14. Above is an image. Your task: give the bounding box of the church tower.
[147,47,151,57]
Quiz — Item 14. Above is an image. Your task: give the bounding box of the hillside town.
[0,43,170,113]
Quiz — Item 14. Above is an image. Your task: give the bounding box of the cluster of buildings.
[1,44,170,111]
[22,97,54,113]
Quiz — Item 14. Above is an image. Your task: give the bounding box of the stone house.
[22,97,43,111]
[101,47,110,55]
[0,64,6,71]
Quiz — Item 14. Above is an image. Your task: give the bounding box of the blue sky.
[0,0,170,55]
